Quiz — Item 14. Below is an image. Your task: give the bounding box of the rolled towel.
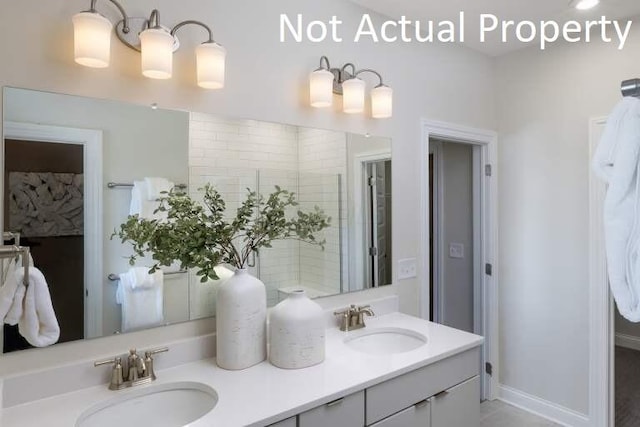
[16,267,60,347]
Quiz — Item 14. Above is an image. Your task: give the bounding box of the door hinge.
[485,164,492,177]
[369,247,378,256]
[368,176,375,187]
[486,362,493,376]
[485,263,493,276]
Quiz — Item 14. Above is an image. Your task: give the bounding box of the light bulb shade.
[371,85,393,119]
[196,42,226,89]
[342,78,366,114]
[309,69,334,108]
[72,12,112,68]
[140,28,174,79]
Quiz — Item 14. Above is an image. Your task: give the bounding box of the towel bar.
[108,182,188,190]
[108,270,188,281]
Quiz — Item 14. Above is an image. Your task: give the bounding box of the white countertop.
[0,313,483,427]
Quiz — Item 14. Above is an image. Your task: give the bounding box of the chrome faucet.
[94,347,168,390]
[334,304,375,331]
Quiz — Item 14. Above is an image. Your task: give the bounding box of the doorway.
[421,120,499,402]
[364,159,392,289]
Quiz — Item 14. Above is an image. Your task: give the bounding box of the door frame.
[3,121,104,340]
[588,116,613,427]
[420,119,499,401]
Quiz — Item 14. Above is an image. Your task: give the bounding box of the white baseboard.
[498,385,590,427]
[615,333,640,352]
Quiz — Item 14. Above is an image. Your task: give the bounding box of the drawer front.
[268,417,297,427]
[299,391,365,427]
[369,399,431,427]
[431,376,480,427]
[366,347,480,424]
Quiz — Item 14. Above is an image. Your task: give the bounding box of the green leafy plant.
[113,184,331,282]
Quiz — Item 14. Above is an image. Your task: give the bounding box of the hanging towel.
[129,180,169,221]
[116,267,164,332]
[593,97,640,321]
[144,177,174,201]
[15,267,60,347]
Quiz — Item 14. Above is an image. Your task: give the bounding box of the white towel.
[593,97,640,321]
[129,181,168,221]
[116,267,164,332]
[144,177,174,201]
[15,267,60,347]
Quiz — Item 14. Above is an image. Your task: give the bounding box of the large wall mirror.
[1,87,392,354]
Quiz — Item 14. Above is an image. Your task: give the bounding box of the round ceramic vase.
[216,269,267,370]
[269,290,325,369]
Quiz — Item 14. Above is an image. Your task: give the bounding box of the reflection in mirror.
[2,87,391,355]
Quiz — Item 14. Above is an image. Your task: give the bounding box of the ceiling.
[346,0,640,56]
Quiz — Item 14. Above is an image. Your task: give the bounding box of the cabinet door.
[369,399,431,427]
[298,391,365,427]
[268,417,296,427]
[430,376,480,427]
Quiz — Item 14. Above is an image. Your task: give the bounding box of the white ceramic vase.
[216,269,267,370]
[269,290,325,369]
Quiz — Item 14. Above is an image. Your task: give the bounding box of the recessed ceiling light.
[569,0,600,10]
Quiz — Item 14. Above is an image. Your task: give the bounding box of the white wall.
[0,0,495,373]
[3,88,190,337]
[440,142,474,334]
[495,26,640,414]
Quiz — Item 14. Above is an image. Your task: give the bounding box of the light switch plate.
[398,258,417,280]
[449,243,464,259]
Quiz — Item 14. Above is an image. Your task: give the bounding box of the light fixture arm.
[171,20,215,43]
[318,56,331,71]
[147,9,162,30]
[89,0,130,33]
[354,69,385,87]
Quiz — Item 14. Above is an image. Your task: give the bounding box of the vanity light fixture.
[309,56,393,119]
[72,0,226,89]
[569,0,600,10]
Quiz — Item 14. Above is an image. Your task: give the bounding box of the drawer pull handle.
[415,399,429,409]
[326,397,345,408]
[434,390,449,399]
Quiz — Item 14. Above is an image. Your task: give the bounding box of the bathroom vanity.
[0,310,483,427]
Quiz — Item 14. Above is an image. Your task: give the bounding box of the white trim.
[351,149,392,292]
[431,140,444,323]
[499,385,590,427]
[588,116,612,427]
[615,333,640,352]
[4,121,104,340]
[420,119,499,401]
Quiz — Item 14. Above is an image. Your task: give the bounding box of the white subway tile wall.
[188,114,346,315]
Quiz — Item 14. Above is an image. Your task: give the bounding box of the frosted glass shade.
[140,28,174,79]
[309,69,334,108]
[371,85,393,119]
[72,12,112,68]
[342,78,366,114]
[196,42,226,89]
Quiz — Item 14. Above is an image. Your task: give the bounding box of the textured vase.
[269,289,325,369]
[216,269,267,370]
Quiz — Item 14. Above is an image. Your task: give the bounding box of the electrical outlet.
[398,258,417,280]
[449,243,464,259]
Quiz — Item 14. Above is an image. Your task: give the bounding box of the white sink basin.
[76,381,217,427]
[344,327,428,355]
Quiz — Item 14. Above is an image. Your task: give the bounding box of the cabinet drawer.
[298,391,365,427]
[369,399,431,427]
[431,376,480,427]
[366,347,480,424]
[268,417,296,427]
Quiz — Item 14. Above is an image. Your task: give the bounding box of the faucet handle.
[144,347,169,358]
[143,347,169,381]
[94,357,124,390]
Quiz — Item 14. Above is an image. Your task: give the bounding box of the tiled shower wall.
[187,113,346,314]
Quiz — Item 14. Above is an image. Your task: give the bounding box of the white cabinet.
[369,400,431,427]
[431,376,480,427]
[298,391,365,427]
[267,417,296,427]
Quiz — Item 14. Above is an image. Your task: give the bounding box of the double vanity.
[0,305,483,427]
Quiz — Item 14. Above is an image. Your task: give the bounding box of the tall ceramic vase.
[216,269,267,370]
[269,289,325,369]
